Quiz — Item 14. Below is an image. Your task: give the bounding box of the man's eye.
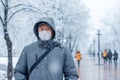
[48,28,51,30]
[46,28,50,30]
[41,28,43,30]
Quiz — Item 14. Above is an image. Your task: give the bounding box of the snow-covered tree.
[102,0,120,51]
[0,0,36,79]
[10,0,90,54]
[0,0,90,56]
[0,1,89,79]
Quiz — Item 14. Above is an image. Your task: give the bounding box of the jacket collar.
[38,39,53,49]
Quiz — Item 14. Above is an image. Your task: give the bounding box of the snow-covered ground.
[0,55,120,80]
[0,57,19,80]
[0,70,7,80]
[0,57,19,68]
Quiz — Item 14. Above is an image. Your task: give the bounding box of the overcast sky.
[80,0,118,52]
[82,0,117,28]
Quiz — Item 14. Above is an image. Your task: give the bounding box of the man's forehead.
[38,24,50,28]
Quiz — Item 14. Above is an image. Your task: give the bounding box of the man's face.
[38,24,53,40]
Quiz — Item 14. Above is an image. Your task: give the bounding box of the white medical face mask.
[39,31,52,41]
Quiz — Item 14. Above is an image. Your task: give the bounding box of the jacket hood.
[33,17,55,40]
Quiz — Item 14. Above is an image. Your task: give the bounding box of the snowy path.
[0,55,120,80]
[76,54,120,80]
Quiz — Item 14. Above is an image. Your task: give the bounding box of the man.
[14,17,78,80]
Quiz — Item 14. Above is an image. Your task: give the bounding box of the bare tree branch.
[0,16,4,26]
[8,8,31,22]
[26,5,41,12]
[8,4,42,23]
[0,0,5,7]
[9,4,25,9]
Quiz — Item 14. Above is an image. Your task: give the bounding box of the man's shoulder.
[55,42,69,51]
[24,41,39,50]
[54,41,64,49]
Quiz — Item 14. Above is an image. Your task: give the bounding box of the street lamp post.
[97,30,102,65]
[89,28,104,65]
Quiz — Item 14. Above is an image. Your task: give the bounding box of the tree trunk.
[3,0,13,79]
[3,24,13,80]
[6,35,13,80]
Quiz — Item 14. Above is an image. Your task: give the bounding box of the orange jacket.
[102,51,108,57]
[75,52,82,60]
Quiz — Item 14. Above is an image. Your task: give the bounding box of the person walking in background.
[102,50,108,64]
[113,50,118,66]
[93,52,95,60]
[75,51,82,68]
[107,49,113,65]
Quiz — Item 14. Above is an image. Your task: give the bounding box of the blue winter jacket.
[14,17,78,80]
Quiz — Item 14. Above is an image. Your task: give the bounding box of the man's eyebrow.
[48,27,51,29]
